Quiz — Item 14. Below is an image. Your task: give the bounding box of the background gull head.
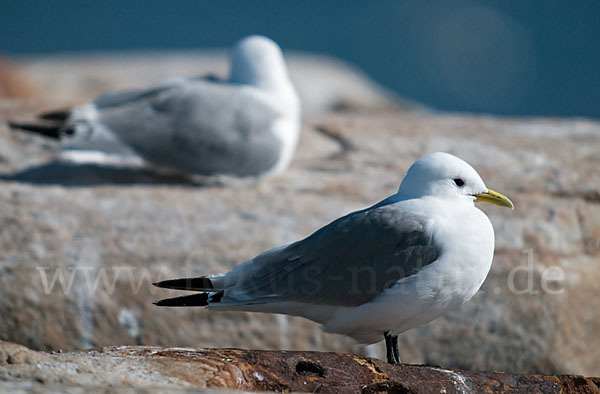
[228,35,300,120]
[230,36,291,89]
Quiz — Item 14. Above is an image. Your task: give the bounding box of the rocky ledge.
[0,51,599,378]
[0,341,598,393]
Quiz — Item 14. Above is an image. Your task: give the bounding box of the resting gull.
[10,35,300,177]
[153,152,513,364]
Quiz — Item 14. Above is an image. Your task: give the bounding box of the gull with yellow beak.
[154,152,513,364]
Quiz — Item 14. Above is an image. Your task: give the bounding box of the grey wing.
[95,78,283,176]
[225,203,440,307]
[93,86,172,109]
[92,74,224,109]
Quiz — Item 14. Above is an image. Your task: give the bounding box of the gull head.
[229,35,292,91]
[398,152,513,208]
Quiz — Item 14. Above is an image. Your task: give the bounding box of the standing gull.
[154,152,513,364]
[10,35,300,177]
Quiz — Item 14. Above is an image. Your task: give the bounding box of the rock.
[0,53,599,377]
[10,50,408,114]
[0,341,598,393]
[0,58,35,100]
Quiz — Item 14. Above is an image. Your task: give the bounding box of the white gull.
[154,152,513,363]
[10,35,300,177]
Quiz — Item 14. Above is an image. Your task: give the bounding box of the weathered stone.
[11,51,406,115]
[0,341,598,393]
[0,57,34,100]
[0,53,598,378]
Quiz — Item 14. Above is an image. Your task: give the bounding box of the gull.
[153,152,513,364]
[10,35,300,177]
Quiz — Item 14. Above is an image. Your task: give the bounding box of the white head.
[398,152,513,208]
[228,35,293,91]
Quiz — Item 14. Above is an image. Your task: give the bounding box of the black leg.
[391,334,401,364]
[384,331,401,364]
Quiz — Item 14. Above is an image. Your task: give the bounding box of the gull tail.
[9,109,73,139]
[153,276,224,307]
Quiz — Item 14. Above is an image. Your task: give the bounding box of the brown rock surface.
[0,58,35,100]
[0,53,598,378]
[11,50,406,114]
[1,341,598,393]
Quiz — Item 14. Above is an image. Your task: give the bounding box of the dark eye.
[453,178,465,187]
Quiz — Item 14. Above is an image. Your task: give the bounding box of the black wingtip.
[153,293,209,307]
[39,109,70,122]
[153,277,214,291]
[8,121,62,139]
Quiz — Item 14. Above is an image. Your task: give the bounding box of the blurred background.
[1,0,599,117]
[0,0,599,381]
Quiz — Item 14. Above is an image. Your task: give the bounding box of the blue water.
[2,0,599,118]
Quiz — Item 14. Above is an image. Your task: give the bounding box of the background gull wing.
[224,203,441,307]
[90,77,283,176]
[92,75,224,109]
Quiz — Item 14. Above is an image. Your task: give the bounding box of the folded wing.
[155,202,440,308]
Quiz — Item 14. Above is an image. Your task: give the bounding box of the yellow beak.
[473,188,514,209]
